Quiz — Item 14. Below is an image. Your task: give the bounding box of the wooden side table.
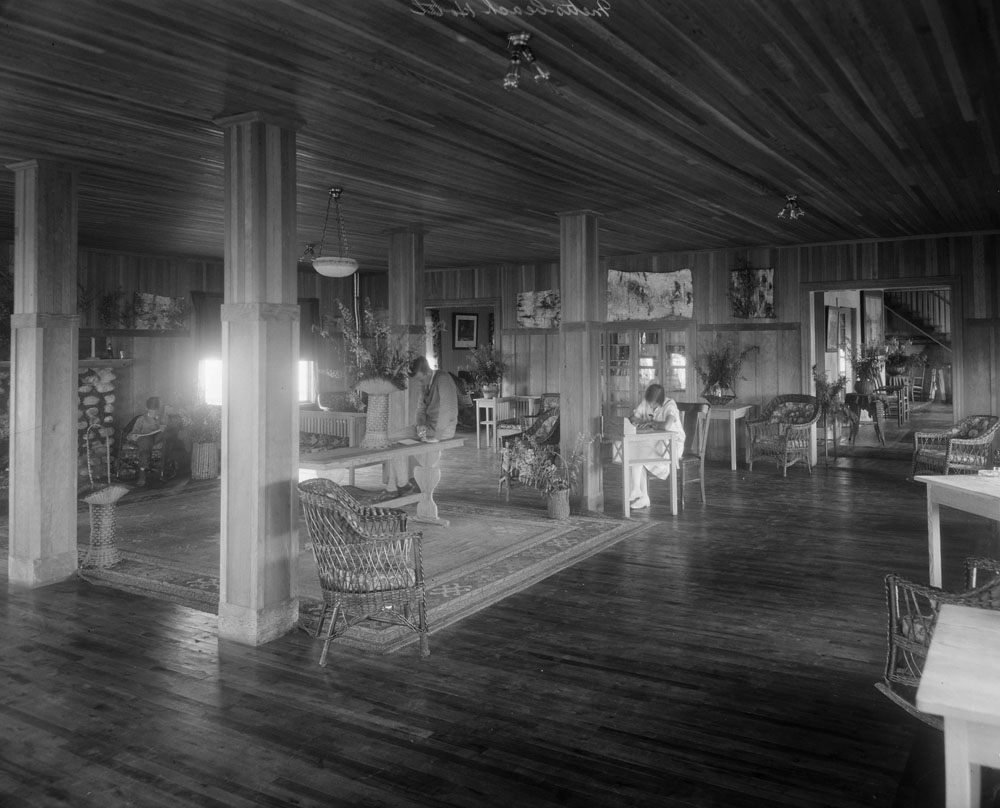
[917,604,1000,807]
[707,404,755,470]
[474,397,497,450]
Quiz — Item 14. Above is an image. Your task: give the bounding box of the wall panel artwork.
[516,289,561,328]
[607,269,693,321]
[729,267,775,319]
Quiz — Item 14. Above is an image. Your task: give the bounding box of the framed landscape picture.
[453,313,478,348]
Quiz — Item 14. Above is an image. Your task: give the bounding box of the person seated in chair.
[128,396,165,487]
[380,358,458,501]
[452,370,477,429]
[628,383,684,511]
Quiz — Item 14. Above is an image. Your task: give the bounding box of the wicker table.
[299,437,465,526]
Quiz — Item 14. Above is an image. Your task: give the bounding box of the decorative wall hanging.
[133,292,188,330]
[607,269,693,321]
[729,268,775,319]
[516,289,561,328]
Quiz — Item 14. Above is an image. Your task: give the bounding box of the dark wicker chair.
[876,557,1000,728]
[746,394,821,476]
[911,415,1000,478]
[676,402,711,507]
[297,478,429,665]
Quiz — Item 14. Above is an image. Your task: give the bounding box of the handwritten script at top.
[411,0,612,19]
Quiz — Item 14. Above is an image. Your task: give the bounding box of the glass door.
[601,331,633,404]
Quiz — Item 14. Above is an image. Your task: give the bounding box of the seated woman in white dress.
[629,383,685,510]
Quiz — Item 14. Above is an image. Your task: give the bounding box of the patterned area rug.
[45,483,645,654]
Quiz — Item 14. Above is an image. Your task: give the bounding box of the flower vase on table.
[356,377,402,450]
[701,384,735,407]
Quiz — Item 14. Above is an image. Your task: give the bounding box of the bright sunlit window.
[298,360,315,403]
[199,359,223,405]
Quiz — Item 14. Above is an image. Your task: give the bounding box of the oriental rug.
[18,481,646,654]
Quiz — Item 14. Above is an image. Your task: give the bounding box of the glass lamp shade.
[312,255,359,278]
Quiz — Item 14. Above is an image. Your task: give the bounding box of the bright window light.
[298,360,315,403]
[199,359,223,405]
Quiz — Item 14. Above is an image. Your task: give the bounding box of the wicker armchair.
[876,557,1000,728]
[746,394,821,476]
[297,478,429,665]
[911,415,1000,478]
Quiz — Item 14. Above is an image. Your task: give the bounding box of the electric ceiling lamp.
[301,187,359,278]
[503,32,550,90]
[778,194,805,220]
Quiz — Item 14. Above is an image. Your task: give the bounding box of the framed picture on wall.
[825,306,839,351]
[453,313,477,349]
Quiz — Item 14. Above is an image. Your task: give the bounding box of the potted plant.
[812,365,848,460]
[183,403,222,479]
[694,337,759,404]
[500,433,590,519]
[848,341,886,394]
[884,337,914,376]
[464,343,505,398]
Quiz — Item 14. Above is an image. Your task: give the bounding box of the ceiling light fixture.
[503,32,550,90]
[778,194,805,220]
[301,187,359,278]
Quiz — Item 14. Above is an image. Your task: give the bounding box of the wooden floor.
[2,436,997,807]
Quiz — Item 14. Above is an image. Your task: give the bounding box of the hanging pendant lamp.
[303,187,359,278]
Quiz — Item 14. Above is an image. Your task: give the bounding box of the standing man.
[380,357,458,500]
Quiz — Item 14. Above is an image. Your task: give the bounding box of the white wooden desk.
[610,424,682,518]
[474,397,496,450]
[708,404,755,470]
[915,475,1000,588]
[299,437,465,526]
[917,604,1000,807]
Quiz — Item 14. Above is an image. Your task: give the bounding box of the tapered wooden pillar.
[387,227,425,433]
[558,210,604,512]
[214,111,300,645]
[6,160,80,587]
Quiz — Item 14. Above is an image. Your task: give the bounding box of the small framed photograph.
[453,313,478,349]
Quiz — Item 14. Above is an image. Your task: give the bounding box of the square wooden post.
[214,111,301,645]
[6,160,80,587]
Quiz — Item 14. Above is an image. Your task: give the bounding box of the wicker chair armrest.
[914,429,952,442]
[746,420,783,438]
[949,433,997,449]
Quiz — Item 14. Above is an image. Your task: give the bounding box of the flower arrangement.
[464,343,506,388]
[501,433,591,497]
[694,337,759,400]
[333,300,423,391]
[847,341,886,385]
[182,403,222,443]
[812,365,848,415]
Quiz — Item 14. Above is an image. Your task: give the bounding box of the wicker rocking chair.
[297,478,429,665]
[911,415,1000,478]
[876,557,1000,728]
[746,394,821,476]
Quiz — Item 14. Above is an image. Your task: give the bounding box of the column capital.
[213,110,305,131]
[385,225,428,237]
[556,209,601,219]
[6,159,79,175]
[10,313,80,328]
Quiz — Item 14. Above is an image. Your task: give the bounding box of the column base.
[217,598,299,646]
[8,549,78,588]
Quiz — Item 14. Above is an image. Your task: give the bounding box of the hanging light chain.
[334,187,351,258]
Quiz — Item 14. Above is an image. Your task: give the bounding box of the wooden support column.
[387,227,425,433]
[6,160,80,587]
[214,111,300,645]
[558,210,604,512]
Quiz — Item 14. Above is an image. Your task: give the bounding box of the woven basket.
[191,441,220,480]
[361,393,392,449]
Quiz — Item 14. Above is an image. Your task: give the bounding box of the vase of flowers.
[464,343,505,398]
[848,342,886,395]
[694,338,759,405]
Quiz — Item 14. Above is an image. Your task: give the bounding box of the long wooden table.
[914,474,1000,588]
[299,437,465,526]
[917,604,1000,807]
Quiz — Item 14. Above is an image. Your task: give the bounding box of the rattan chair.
[911,415,1000,478]
[297,478,429,665]
[746,394,821,476]
[876,557,1000,728]
[676,402,710,507]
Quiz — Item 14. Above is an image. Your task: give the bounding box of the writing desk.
[917,604,1000,807]
[610,423,682,517]
[299,437,465,526]
[915,474,1000,588]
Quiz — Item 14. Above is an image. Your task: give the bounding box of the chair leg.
[418,598,430,657]
[318,603,341,667]
[699,468,706,504]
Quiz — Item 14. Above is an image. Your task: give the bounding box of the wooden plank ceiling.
[0,0,997,270]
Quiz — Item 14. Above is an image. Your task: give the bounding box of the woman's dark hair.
[409,356,431,377]
[644,384,665,407]
[146,396,161,410]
